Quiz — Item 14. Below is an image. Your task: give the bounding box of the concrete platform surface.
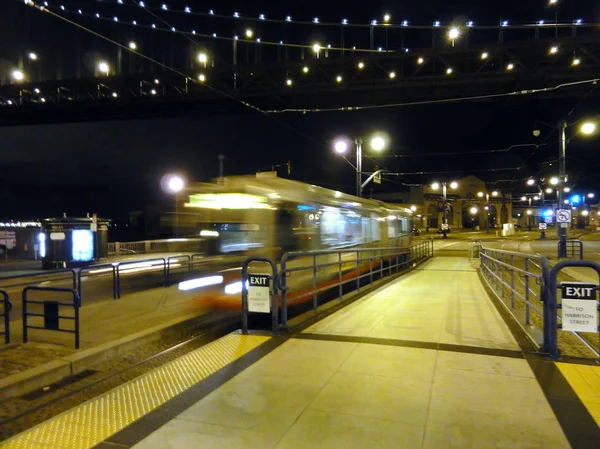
[127,258,576,449]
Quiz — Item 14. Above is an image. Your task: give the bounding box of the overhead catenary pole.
[558,120,567,256]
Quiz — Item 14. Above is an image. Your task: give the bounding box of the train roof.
[188,173,413,216]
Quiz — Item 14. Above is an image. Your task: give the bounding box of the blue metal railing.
[479,247,549,350]
[559,239,583,260]
[1,290,11,344]
[22,286,81,349]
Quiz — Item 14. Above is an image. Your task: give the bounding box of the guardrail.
[559,239,583,260]
[278,240,434,329]
[547,260,600,361]
[479,246,550,351]
[22,286,81,349]
[1,290,11,344]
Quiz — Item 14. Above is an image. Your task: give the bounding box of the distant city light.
[448,27,460,40]
[357,61,365,70]
[128,41,137,50]
[481,52,489,60]
[389,71,396,79]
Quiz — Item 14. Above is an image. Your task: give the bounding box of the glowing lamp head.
[507,63,515,71]
[492,191,499,197]
[198,73,206,82]
[481,52,489,60]
[521,196,527,201]
[11,70,24,82]
[549,46,559,55]
[588,193,595,199]
[302,66,309,74]
[446,67,453,75]
[450,181,459,189]
[286,78,293,86]
[245,29,254,38]
[129,42,137,50]
[357,62,365,70]
[28,52,38,61]
[527,179,535,186]
[448,27,460,40]
[477,192,484,198]
[370,136,386,152]
[550,177,559,186]
[410,205,417,212]
[417,57,425,65]
[198,53,208,63]
[98,61,110,74]
[431,182,440,190]
[312,44,321,53]
[580,121,597,136]
[470,207,478,215]
[389,72,396,79]
[564,187,571,193]
[334,140,349,155]
[336,75,343,83]
[527,210,533,215]
[167,175,185,193]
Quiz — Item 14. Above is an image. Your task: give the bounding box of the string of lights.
[37,2,390,53]
[31,2,330,150]
[264,78,600,114]
[80,0,595,29]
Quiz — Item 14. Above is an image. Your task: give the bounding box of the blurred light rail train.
[175,173,415,310]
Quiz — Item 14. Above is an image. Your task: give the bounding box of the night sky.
[1,0,599,223]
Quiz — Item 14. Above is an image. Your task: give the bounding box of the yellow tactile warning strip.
[0,333,270,449]
[556,362,600,426]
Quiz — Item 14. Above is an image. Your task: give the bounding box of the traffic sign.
[556,209,572,223]
[539,223,547,230]
[248,274,271,313]
[561,282,598,333]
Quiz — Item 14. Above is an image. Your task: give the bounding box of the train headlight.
[178,276,224,291]
[224,281,249,295]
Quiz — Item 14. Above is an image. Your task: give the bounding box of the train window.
[319,206,363,248]
[387,216,398,239]
[212,223,265,253]
[371,215,381,242]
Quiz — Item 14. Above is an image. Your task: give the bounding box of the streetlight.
[580,121,597,136]
[128,42,137,50]
[333,134,389,197]
[165,174,185,238]
[98,61,110,76]
[533,118,598,256]
[28,52,38,61]
[11,69,24,82]
[245,29,254,39]
[431,181,458,238]
[470,207,478,230]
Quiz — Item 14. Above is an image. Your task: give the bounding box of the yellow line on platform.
[1,333,270,449]
[556,362,600,427]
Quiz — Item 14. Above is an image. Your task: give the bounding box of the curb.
[0,313,209,401]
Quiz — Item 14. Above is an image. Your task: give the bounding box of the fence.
[479,247,549,350]
[22,286,81,349]
[479,247,599,361]
[1,290,11,344]
[559,240,583,260]
[239,240,433,334]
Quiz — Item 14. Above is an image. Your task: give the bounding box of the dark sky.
[1,0,599,221]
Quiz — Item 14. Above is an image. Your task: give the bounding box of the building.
[381,175,513,230]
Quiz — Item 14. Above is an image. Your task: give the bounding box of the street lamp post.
[166,175,185,238]
[432,181,458,239]
[334,135,387,197]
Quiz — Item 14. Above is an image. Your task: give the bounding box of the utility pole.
[558,120,567,257]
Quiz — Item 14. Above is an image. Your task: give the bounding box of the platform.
[1,257,598,448]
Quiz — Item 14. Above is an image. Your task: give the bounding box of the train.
[176,172,415,310]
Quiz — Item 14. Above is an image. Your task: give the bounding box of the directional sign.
[539,223,547,230]
[556,209,572,223]
[561,282,598,333]
[248,274,271,313]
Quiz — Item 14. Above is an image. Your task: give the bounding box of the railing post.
[356,251,360,291]
[1,291,10,344]
[312,255,318,310]
[115,241,121,256]
[22,289,28,344]
[369,250,373,284]
[510,255,515,308]
[74,290,80,350]
[338,252,343,300]
[379,249,383,279]
[501,253,505,299]
[524,258,530,325]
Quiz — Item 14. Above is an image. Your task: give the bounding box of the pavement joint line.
[295,333,524,359]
